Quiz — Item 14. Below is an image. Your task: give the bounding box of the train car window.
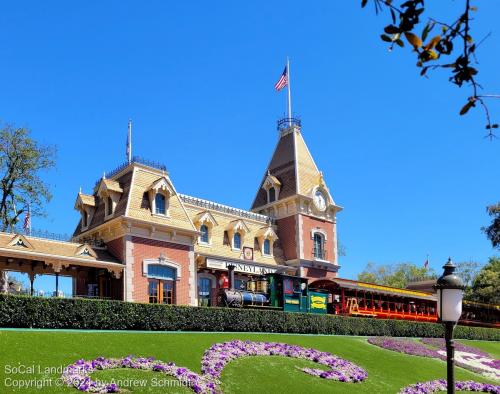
[284,278,294,295]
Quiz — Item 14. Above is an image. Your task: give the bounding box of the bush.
[0,294,498,340]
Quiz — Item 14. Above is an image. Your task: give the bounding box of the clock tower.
[251,119,342,281]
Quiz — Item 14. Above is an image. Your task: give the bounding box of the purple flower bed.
[62,340,368,393]
[368,337,499,380]
[399,379,500,393]
[61,356,216,393]
[368,337,440,359]
[201,340,368,383]
[420,338,491,358]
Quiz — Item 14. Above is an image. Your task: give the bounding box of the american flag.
[274,66,288,91]
[23,206,31,234]
[424,258,429,269]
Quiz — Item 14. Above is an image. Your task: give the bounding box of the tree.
[469,257,500,304]
[482,202,500,249]
[362,0,499,137]
[455,260,480,300]
[0,124,56,231]
[357,262,435,288]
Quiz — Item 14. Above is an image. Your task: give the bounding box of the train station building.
[0,120,343,306]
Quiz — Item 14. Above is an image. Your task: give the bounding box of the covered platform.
[0,231,124,300]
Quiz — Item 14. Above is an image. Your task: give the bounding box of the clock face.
[313,189,327,211]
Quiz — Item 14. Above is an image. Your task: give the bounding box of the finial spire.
[126,119,132,163]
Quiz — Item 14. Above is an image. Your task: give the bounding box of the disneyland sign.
[206,259,278,275]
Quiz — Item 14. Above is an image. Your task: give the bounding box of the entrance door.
[148,279,174,304]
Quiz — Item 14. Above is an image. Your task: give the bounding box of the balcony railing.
[313,247,327,261]
[94,156,167,188]
[3,226,72,242]
[277,117,301,131]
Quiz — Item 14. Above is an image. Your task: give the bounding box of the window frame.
[199,224,210,244]
[233,232,242,250]
[154,193,167,215]
[313,232,326,260]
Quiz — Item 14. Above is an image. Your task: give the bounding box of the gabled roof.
[251,126,331,209]
[75,193,96,209]
[194,210,218,227]
[97,178,123,195]
[226,219,250,234]
[256,226,278,240]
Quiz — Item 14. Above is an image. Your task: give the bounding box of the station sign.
[206,258,278,275]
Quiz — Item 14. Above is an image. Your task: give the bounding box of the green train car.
[217,272,328,314]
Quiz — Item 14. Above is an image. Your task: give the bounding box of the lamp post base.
[445,321,456,394]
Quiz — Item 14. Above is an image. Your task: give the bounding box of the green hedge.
[0,294,498,340]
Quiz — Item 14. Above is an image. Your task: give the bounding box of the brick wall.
[301,215,335,263]
[276,215,297,261]
[131,236,191,305]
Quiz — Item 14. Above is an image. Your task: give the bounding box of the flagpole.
[127,119,132,163]
[287,57,292,126]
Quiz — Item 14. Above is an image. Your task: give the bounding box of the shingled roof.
[251,126,325,210]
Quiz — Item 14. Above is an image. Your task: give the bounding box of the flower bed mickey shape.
[61,356,216,393]
[62,340,368,393]
[368,337,500,381]
[201,340,368,382]
[399,379,500,393]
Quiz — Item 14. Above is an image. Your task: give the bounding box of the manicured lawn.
[0,330,497,393]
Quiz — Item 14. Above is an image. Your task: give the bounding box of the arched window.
[263,239,271,255]
[155,193,166,215]
[313,233,325,260]
[107,196,113,216]
[147,264,176,305]
[200,224,209,244]
[233,232,241,250]
[147,264,176,280]
[268,187,276,203]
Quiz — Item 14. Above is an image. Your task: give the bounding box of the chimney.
[227,264,235,290]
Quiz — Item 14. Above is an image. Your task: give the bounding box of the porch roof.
[0,231,121,269]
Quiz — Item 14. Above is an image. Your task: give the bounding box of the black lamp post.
[433,258,465,394]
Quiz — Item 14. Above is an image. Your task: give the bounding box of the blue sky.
[1,1,499,293]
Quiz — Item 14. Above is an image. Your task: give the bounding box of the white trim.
[125,235,134,301]
[311,227,328,241]
[188,249,196,306]
[124,167,136,217]
[297,214,304,260]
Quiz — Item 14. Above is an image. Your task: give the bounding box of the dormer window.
[97,177,123,220]
[262,171,281,204]
[194,211,217,246]
[256,225,278,257]
[263,239,271,255]
[75,192,96,231]
[155,193,166,215]
[233,232,241,250]
[200,225,209,244]
[269,187,276,203]
[148,176,174,218]
[226,219,249,251]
